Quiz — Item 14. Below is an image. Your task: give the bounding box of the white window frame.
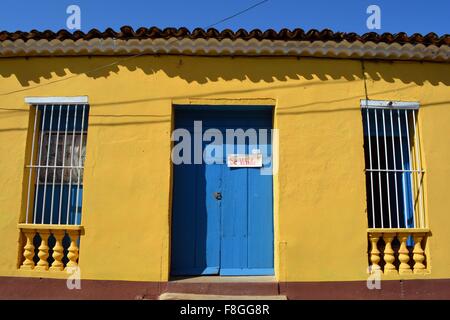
[360,99,426,229]
[24,96,89,225]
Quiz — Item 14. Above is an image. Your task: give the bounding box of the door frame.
[168,100,278,279]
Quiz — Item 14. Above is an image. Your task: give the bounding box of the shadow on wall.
[0,55,449,126]
[1,55,449,88]
[0,55,368,86]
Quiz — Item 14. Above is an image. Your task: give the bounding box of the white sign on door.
[227,152,263,168]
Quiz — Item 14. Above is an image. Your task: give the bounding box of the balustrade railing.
[368,228,429,275]
[18,224,82,271]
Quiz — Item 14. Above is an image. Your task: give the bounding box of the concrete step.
[159,292,287,300]
[165,276,279,296]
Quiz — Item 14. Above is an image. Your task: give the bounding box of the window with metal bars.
[361,100,425,229]
[24,103,89,225]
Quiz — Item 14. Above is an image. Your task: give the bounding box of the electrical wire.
[0,0,270,96]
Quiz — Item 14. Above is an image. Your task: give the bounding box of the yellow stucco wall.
[0,55,449,282]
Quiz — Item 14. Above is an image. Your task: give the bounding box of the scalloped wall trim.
[1,38,448,62]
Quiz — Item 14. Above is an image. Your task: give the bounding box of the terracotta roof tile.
[0,26,448,46]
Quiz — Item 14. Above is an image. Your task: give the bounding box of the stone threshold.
[159,292,287,300]
[168,275,276,283]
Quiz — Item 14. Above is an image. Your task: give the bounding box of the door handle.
[213,192,222,200]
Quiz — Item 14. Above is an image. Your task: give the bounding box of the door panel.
[171,162,221,275]
[247,156,274,272]
[202,162,221,273]
[220,163,249,275]
[171,162,198,275]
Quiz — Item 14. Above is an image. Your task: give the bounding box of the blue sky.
[0,0,448,36]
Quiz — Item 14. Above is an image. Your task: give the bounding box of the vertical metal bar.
[373,109,384,228]
[41,104,54,224]
[58,105,70,224]
[382,110,392,228]
[365,109,376,228]
[50,105,62,224]
[66,105,78,224]
[412,110,424,228]
[404,109,416,228]
[397,109,408,228]
[33,105,47,224]
[74,104,86,225]
[25,106,39,224]
[390,109,400,228]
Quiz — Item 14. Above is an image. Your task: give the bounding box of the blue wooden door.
[171,106,274,276]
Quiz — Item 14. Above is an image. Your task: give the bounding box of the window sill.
[367,228,429,234]
[16,269,72,279]
[373,270,432,281]
[18,223,84,234]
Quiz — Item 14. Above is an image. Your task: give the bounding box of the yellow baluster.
[369,233,381,273]
[383,234,397,274]
[398,233,412,274]
[20,230,36,270]
[49,230,65,271]
[413,234,426,274]
[35,230,50,271]
[66,231,79,268]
